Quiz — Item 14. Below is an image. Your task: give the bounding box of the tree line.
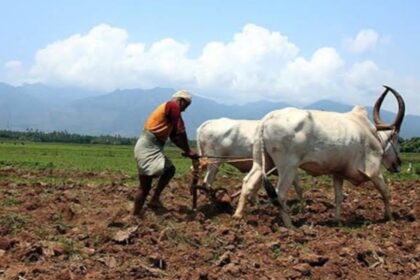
[400,137,420,153]
[0,129,196,147]
[0,129,136,145]
[0,129,418,152]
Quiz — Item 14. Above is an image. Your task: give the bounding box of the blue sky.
[1,1,419,113]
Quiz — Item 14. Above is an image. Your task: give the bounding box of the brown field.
[0,167,419,280]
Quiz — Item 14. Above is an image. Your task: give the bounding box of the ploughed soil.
[0,167,419,280]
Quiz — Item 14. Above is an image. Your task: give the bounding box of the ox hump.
[349,105,377,133]
[350,105,368,118]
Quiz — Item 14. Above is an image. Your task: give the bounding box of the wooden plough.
[189,158,233,210]
[189,156,279,209]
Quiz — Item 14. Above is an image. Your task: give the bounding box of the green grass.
[386,153,420,179]
[0,212,29,234]
[0,142,418,179]
[0,195,21,207]
[0,142,196,176]
[0,142,139,174]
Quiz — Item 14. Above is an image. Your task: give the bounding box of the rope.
[376,130,399,160]
[206,158,253,164]
[194,156,252,178]
[197,155,276,176]
[200,155,253,164]
[201,155,252,159]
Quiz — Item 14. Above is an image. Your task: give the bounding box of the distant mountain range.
[0,83,419,138]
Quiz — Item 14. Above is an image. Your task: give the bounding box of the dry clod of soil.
[301,253,329,267]
[222,262,241,275]
[293,262,312,275]
[0,237,15,250]
[98,255,118,268]
[55,269,74,280]
[410,273,420,280]
[112,226,138,243]
[216,251,231,267]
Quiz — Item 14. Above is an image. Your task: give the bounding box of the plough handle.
[191,185,197,209]
[190,159,200,209]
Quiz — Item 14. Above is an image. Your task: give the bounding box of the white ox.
[233,86,405,228]
[197,118,303,200]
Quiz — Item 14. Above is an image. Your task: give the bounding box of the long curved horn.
[386,86,405,131]
[373,87,389,130]
[373,85,405,131]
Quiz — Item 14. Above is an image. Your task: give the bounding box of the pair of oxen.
[196,86,405,228]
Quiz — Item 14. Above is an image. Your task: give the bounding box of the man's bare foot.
[148,200,164,209]
[133,208,145,218]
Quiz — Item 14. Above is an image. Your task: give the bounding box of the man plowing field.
[133,90,198,216]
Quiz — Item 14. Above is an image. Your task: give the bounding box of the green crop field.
[0,142,197,176]
[0,142,138,174]
[0,142,419,180]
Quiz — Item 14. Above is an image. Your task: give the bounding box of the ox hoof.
[132,211,144,219]
[284,223,295,230]
[281,218,295,229]
[233,213,243,220]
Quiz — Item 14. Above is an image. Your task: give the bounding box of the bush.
[414,164,420,175]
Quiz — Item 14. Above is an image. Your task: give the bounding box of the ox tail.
[259,121,279,206]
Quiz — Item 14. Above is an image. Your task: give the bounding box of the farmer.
[133,90,198,216]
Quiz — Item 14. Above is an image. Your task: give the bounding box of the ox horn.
[373,85,405,131]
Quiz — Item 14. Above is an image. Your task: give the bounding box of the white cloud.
[3,60,25,85]
[5,60,22,70]
[26,24,197,90]
[345,29,380,54]
[345,60,387,90]
[2,23,419,113]
[195,24,300,95]
[278,48,344,94]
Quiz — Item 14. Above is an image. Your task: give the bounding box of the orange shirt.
[144,100,186,142]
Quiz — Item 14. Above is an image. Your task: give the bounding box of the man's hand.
[183,149,199,160]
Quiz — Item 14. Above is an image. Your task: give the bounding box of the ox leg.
[233,165,262,218]
[275,169,297,229]
[291,175,304,214]
[370,174,392,221]
[203,163,221,188]
[333,175,344,225]
[248,181,260,204]
[292,175,304,201]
